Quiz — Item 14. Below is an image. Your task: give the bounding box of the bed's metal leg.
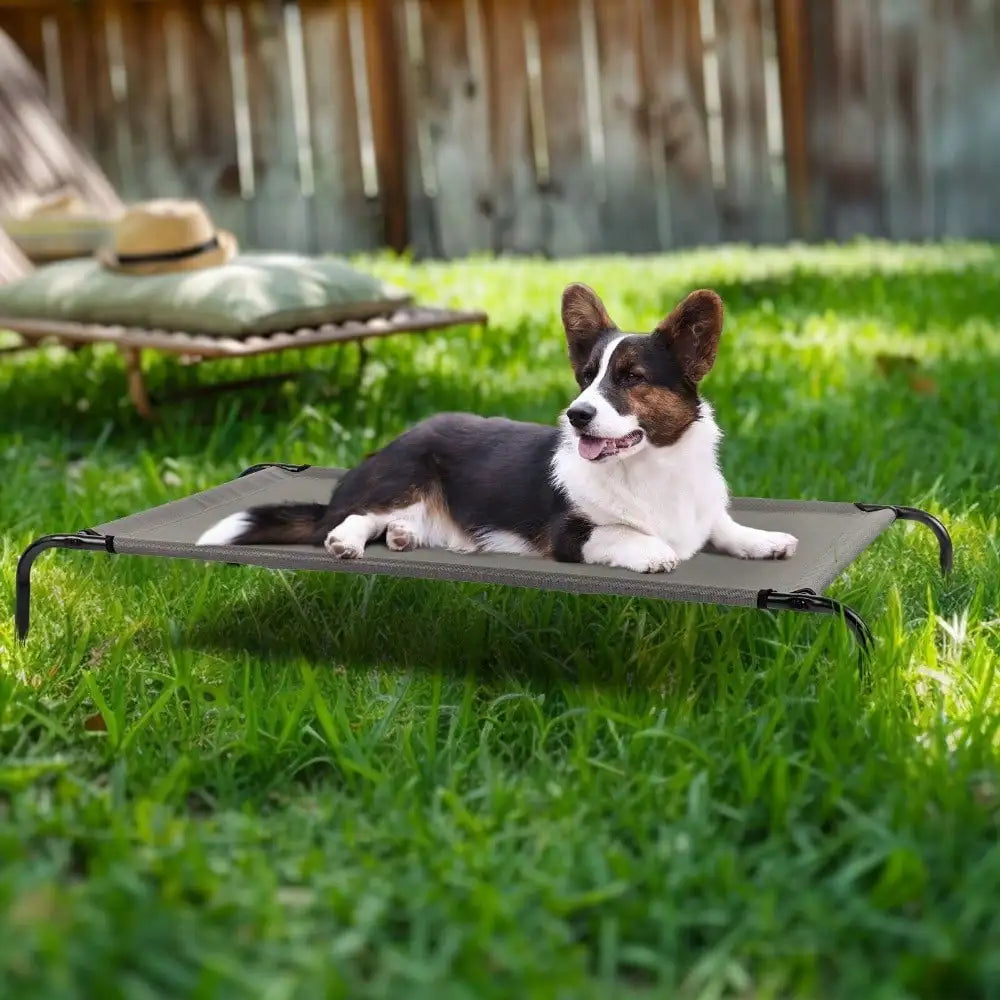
[757,589,873,676]
[855,503,954,575]
[16,532,114,642]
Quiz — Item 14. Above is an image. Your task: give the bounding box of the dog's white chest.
[553,413,728,560]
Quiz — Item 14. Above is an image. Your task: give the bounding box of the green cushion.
[0,253,412,336]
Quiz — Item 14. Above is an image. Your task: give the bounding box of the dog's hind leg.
[324,512,392,560]
[385,498,477,555]
[385,518,418,552]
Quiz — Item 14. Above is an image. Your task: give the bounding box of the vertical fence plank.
[714,0,780,241]
[394,0,437,256]
[533,0,600,256]
[240,0,310,250]
[118,0,189,200]
[166,1,248,244]
[83,0,126,193]
[808,0,883,240]
[410,0,493,258]
[592,0,659,251]
[55,2,99,158]
[774,0,812,238]
[482,0,547,254]
[640,0,718,247]
[931,0,1000,238]
[876,0,931,240]
[300,0,376,254]
[362,0,409,252]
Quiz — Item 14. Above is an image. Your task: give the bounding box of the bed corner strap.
[238,463,312,478]
[80,527,116,552]
[854,503,954,576]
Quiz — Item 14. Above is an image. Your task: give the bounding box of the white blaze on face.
[568,335,640,439]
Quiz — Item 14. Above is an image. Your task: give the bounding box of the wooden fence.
[1,0,998,258]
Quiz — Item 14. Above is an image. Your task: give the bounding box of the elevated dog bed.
[15,464,953,667]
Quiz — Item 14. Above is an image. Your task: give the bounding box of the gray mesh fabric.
[95,466,897,607]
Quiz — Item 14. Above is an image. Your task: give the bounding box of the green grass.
[2,241,999,999]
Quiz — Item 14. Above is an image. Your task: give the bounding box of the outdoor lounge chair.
[0,201,487,419]
[0,306,488,418]
[15,463,953,671]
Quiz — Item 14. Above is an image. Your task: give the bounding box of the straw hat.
[98,199,238,275]
[10,188,95,219]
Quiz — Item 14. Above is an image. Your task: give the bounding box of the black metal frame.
[15,484,953,669]
[14,464,310,642]
[756,588,875,675]
[854,504,953,575]
[15,530,114,641]
[756,503,953,671]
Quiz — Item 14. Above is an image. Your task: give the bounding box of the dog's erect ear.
[654,289,724,383]
[562,283,617,369]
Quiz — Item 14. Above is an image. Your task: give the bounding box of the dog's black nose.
[567,402,597,429]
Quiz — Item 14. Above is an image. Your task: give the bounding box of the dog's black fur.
[229,414,589,559]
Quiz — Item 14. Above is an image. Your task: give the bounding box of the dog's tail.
[195,503,328,547]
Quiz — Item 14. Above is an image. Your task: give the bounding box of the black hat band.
[113,234,221,265]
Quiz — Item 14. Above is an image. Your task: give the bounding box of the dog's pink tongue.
[578,436,606,461]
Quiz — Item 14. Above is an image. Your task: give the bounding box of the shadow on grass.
[178,570,766,692]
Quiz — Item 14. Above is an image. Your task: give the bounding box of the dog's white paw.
[615,537,680,574]
[386,521,417,552]
[324,531,364,559]
[733,530,798,560]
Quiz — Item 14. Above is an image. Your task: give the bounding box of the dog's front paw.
[324,531,363,559]
[736,530,798,561]
[616,537,680,574]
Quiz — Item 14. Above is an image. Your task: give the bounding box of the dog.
[196,284,798,573]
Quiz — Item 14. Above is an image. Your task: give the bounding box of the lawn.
[1,242,999,999]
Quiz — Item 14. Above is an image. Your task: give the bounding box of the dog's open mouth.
[578,429,643,461]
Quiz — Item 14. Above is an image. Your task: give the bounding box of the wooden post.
[120,346,154,420]
[773,0,812,239]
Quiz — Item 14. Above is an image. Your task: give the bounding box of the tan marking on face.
[609,343,641,380]
[629,384,698,446]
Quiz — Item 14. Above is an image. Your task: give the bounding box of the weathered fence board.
[930,0,1000,239]
[151,1,249,243]
[877,0,932,241]
[116,0,185,200]
[534,0,601,257]
[640,0,718,247]
[300,0,382,253]
[1,0,999,256]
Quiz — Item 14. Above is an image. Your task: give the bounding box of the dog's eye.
[621,370,645,386]
[582,366,598,385]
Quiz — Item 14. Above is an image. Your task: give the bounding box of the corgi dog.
[197,284,798,573]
